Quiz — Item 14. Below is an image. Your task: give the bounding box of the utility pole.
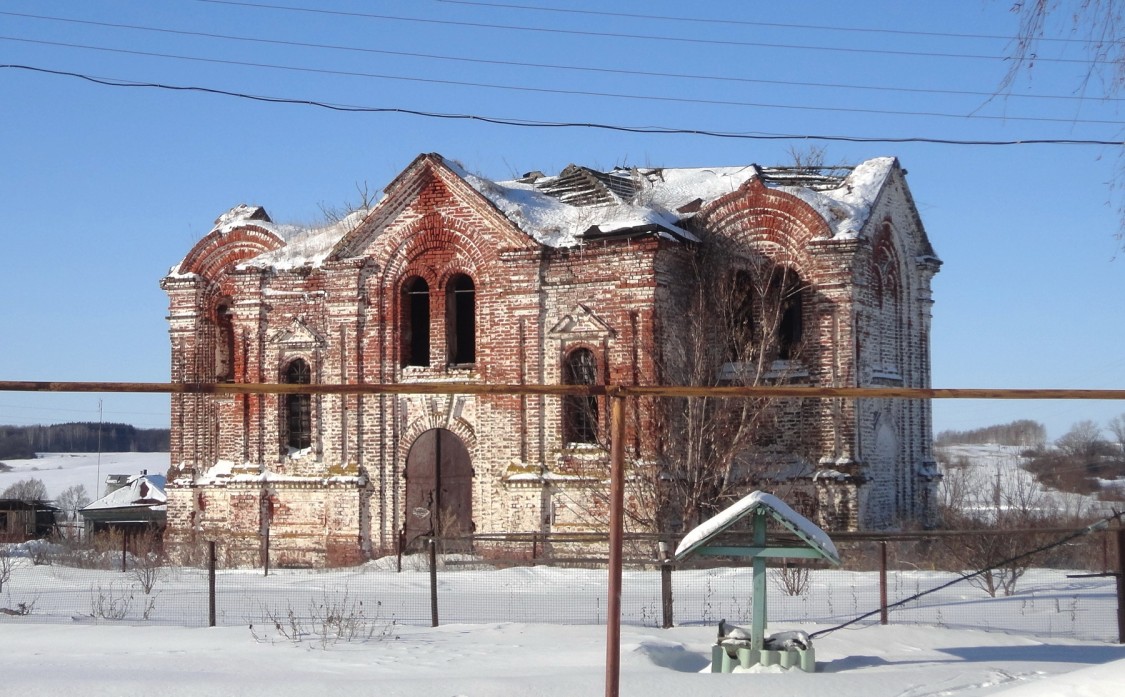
[95,399,103,497]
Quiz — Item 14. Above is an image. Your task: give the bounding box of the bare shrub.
[0,545,12,593]
[770,564,810,596]
[129,529,165,595]
[252,588,397,648]
[0,597,37,616]
[89,583,132,620]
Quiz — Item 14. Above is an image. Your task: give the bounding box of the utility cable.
[4,11,1111,103]
[807,513,1120,639]
[194,0,1109,65]
[7,37,1124,125]
[431,0,1108,46]
[3,64,1123,147]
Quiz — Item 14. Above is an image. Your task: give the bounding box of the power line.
[432,0,1105,46]
[194,0,1106,65]
[5,10,1115,104]
[8,37,1124,126]
[5,63,1123,146]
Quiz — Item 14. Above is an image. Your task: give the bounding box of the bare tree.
[1055,419,1105,458]
[1,478,48,501]
[1107,413,1125,454]
[938,457,1059,596]
[317,181,377,225]
[55,484,91,522]
[627,238,815,534]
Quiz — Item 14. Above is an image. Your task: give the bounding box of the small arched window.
[563,348,598,444]
[446,274,476,365]
[403,277,430,367]
[284,358,312,450]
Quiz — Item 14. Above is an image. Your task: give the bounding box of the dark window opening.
[216,303,235,382]
[777,276,804,360]
[446,274,476,365]
[284,358,312,450]
[403,277,431,367]
[728,270,755,362]
[563,348,598,444]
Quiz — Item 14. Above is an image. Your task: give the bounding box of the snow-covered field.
[2,450,1123,695]
[0,451,169,501]
[1,606,1123,696]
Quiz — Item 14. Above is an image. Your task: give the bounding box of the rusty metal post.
[208,541,217,627]
[880,540,889,625]
[605,389,626,697]
[660,541,674,630]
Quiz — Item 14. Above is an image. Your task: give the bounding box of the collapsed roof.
[174,154,901,274]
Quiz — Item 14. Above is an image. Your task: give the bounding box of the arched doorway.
[403,428,473,552]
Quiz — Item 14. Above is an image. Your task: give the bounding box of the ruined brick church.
[162,153,940,566]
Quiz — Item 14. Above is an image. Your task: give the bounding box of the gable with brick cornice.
[330,153,539,265]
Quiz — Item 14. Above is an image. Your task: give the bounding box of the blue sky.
[1,0,1123,440]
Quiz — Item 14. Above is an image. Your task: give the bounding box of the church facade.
[162,153,940,567]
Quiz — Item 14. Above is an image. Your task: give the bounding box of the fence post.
[880,540,889,625]
[208,541,216,628]
[121,528,128,573]
[659,540,673,629]
[429,536,439,628]
[1116,526,1124,644]
[661,562,674,629]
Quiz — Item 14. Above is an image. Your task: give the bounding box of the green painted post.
[751,510,767,650]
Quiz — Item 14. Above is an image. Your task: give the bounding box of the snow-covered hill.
[935,443,1119,518]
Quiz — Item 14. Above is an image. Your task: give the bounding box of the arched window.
[215,302,234,382]
[403,277,430,367]
[874,255,901,370]
[563,348,598,444]
[284,358,312,450]
[446,274,476,365]
[728,270,755,363]
[775,271,804,360]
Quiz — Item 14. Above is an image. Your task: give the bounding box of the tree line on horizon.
[934,419,1047,448]
[0,423,169,460]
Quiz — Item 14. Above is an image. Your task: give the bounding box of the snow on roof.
[673,490,839,564]
[238,208,370,270]
[220,155,895,269]
[83,473,167,512]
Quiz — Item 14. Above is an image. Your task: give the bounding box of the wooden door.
[404,429,473,551]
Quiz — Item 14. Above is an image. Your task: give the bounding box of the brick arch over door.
[403,428,473,552]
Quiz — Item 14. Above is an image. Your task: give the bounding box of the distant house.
[81,471,167,534]
[0,499,59,541]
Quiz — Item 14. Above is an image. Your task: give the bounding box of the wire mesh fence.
[1,527,1120,643]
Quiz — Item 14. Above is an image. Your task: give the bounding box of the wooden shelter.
[674,491,840,672]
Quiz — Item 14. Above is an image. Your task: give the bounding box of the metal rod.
[2,379,1124,401]
[604,391,626,697]
[208,541,216,628]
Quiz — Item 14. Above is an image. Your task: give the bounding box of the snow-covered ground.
[1,449,1123,695]
[0,610,1122,696]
